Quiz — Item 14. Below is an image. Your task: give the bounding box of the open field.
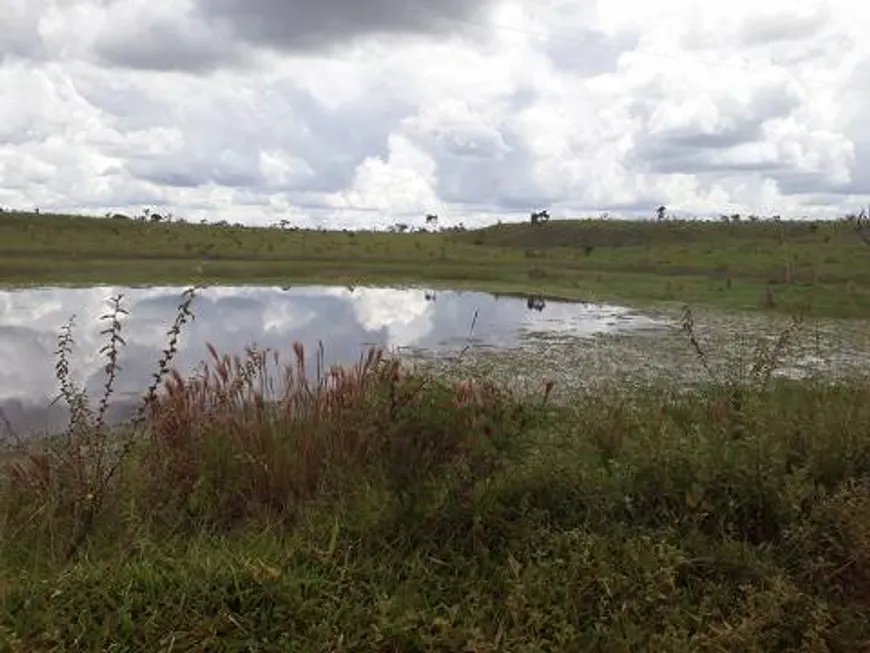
[2,289,870,651]
[3,210,870,317]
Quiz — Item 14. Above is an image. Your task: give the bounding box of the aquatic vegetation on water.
[403,304,870,400]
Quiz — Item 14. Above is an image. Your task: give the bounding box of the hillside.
[1,210,869,317]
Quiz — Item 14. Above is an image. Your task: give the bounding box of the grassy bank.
[2,292,870,650]
[3,210,870,317]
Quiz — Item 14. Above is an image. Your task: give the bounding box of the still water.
[0,285,667,436]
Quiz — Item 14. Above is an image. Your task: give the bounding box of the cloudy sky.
[2,0,869,228]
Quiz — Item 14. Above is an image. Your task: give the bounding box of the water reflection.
[0,285,665,436]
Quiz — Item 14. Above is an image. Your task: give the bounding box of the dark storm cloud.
[194,0,499,52]
[93,13,250,72]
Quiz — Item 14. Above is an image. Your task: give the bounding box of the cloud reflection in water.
[0,285,664,435]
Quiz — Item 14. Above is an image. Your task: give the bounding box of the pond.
[0,285,669,436]
[3,284,870,438]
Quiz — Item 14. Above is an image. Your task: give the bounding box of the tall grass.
[2,290,870,650]
[0,288,538,563]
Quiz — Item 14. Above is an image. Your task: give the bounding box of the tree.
[530,209,550,225]
[855,206,870,247]
[656,205,666,221]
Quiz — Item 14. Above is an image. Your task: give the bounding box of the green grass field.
[2,210,870,317]
[2,212,870,650]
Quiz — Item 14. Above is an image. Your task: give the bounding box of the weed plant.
[1,290,870,650]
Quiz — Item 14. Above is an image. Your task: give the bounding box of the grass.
[3,209,870,318]
[2,288,870,650]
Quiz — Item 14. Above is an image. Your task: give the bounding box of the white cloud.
[330,134,441,222]
[1,0,870,225]
[344,287,435,347]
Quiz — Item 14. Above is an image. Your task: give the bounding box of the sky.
[2,0,870,229]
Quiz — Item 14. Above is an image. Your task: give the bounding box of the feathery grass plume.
[132,338,528,533]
